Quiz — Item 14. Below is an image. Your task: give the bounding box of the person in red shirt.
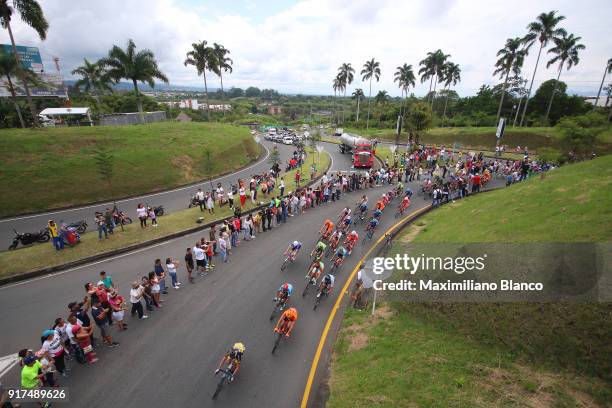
[295,170,301,187]
[472,174,481,193]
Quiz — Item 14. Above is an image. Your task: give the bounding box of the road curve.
[0,145,504,407]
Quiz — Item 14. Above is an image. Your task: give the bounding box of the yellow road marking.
[300,205,430,408]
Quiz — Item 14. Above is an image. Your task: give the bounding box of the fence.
[97,111,167,126]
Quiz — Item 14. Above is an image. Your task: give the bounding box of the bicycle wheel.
[272,332,283,354]
[212,376,226,400]
[269,304,279,321]
[280,257,289,272]
[302,280,311,297]
[313,292,321,310]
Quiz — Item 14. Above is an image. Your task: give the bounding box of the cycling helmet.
[292,240,300,247]
[232,342,246,353]
[285,307,298,321]
[351,230,357,236]
[324,275,332,284]
[282,283,290,292]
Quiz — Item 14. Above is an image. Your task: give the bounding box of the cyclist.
[275,307,298,337]
[367,216,379,235]
[332,246,348,267]
[396,181,404,195]
[405,187,413,199]
[373,207,382,220]
[311,240,327,259]
[344,230,359,254]
[381,193,390,206]
[215,342,246,382]
[340,214,352,233]
[284,240,302,261]
[318,274,335,296]
[320,219,335,240]
[399,195,411,214]
[357,195,368,210]
[274,283,293,310]
[306,259,325,281]
[338,207,351,224]
[328,230,343,250]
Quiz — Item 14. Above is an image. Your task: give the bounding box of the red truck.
[339,134,375,168]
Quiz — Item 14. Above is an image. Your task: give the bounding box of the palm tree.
[374,90,389,126]
[494,38,526,120]
[360,58,381,129]
[441,62,461,118]
[544,33,585,122]
[594,58,612,108]
[394,63,416,113]
[332,76,342,124]
[352,88,364,122]
[419,50,449,105]
[1,0,49,127]
[519,10,566,126]
[211,43,233,118]
[71,58,112,98]
[510,76,529,127]
[0,52,25,127]
[337,62,355,124]
[604,83,612,122]
[184,40,216,121]
[101,39,168,123]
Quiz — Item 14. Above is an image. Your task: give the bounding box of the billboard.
[0,44,67,98]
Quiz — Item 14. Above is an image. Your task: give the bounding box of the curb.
[0,142,266,220]
[0,152,333,287]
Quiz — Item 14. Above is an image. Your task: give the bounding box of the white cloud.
[1,0,610,96]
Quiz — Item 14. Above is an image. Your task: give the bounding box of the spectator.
[149,206,158,227]
[40,329,67,378]
[147,272,161,309]
[196,188,205,212]
[129,281,148,320]
[48,220,64,251]
[95,212,108,240]
[185,247,195,283]
[206,191,214,214]
[104,208,115,234]
[154,259,167,295]
[91,296,118,348]
[100,271,114,289]
[108,290,127,331]
[73,325,97,364]
[166,257,181,289]
[137,203,147,228]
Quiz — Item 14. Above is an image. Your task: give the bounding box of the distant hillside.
[65,80,217,93]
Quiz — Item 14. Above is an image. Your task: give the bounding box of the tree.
[557,117,598,157]
[393,63,416,122]
[419,49,449,105]
[332,76,341,124]
[268,144,281,169]
[405,102,432,145]
[594,58,612,108]
[229,87,244,98]
[0,51,26,127]
[441,62,461,118]
[211,43,233,118]
[101,39,168,124]
[352,88,364,123]
[519,10,566,126]
[337,62,355,124]
[494,37,526,120]
[0,0,48,127]
[360,58,381,129]
[245,86,261,97]
[374,90,389,125]
[71,58,113,103]
[93,145,115,201]
[184,40,215,121]
[544,33,584,122]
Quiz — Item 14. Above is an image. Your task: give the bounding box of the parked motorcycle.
[188,195,199,209]
[67,220,88,234]
[8,228,50,250]
[111,210,132,226]
[148,205,165,217]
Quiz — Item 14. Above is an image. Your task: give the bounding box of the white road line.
[0,143,270,223]
[0,354,19,379]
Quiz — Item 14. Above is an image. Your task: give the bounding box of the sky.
[1,0,611,97]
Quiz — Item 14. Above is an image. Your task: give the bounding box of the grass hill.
[328,155,612,407]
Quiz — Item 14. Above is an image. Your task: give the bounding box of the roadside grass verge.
[0,122,259,217]
[328,155,612,407]
[0,151,330,279]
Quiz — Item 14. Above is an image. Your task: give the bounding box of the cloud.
[1,0,610,96]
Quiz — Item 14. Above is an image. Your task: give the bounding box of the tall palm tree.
[394,63,416,112]
[374,90,389,126]
[337,62,354,124]
[71,58,112,96]
[211,43,233,118]
[494,38,527,120]
[352,88,364,122]
[101,39,168,124]
[519,10,566,126]
[544,33,585,122]
[1,0,49,127]
[594,58,612,108]
[360,58,381,129]
[0,52,25,127]
[184,40,216,121]
[441,62,461,118]
[332,76,342,124]
[419,50,449,105]
[510,76,529,127]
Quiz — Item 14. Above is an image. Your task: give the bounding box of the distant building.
[584,96,610,107]
[268,105,282,115]
[175,112,192,122]
[179,99,199,110]
[206,104,232,112]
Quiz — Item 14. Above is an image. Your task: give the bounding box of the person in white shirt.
[129,281,148,320]
[196,188,205,211]
[193,244,207,276]
[166,257,181,289]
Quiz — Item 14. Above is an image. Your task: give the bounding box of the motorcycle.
[111,210,132,226]
[67,220,88,234]
[188,195,199,209]
[148,205,165,217]
[8,228,50,250]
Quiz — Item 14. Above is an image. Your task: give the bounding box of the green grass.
[0,122,260,217]
[0,151,330,279]
[328,155,612,407]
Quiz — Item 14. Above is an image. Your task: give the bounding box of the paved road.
[0,146,505,407]
[0,140,305,247]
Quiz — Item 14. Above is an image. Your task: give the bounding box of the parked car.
[282,136,294,145]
